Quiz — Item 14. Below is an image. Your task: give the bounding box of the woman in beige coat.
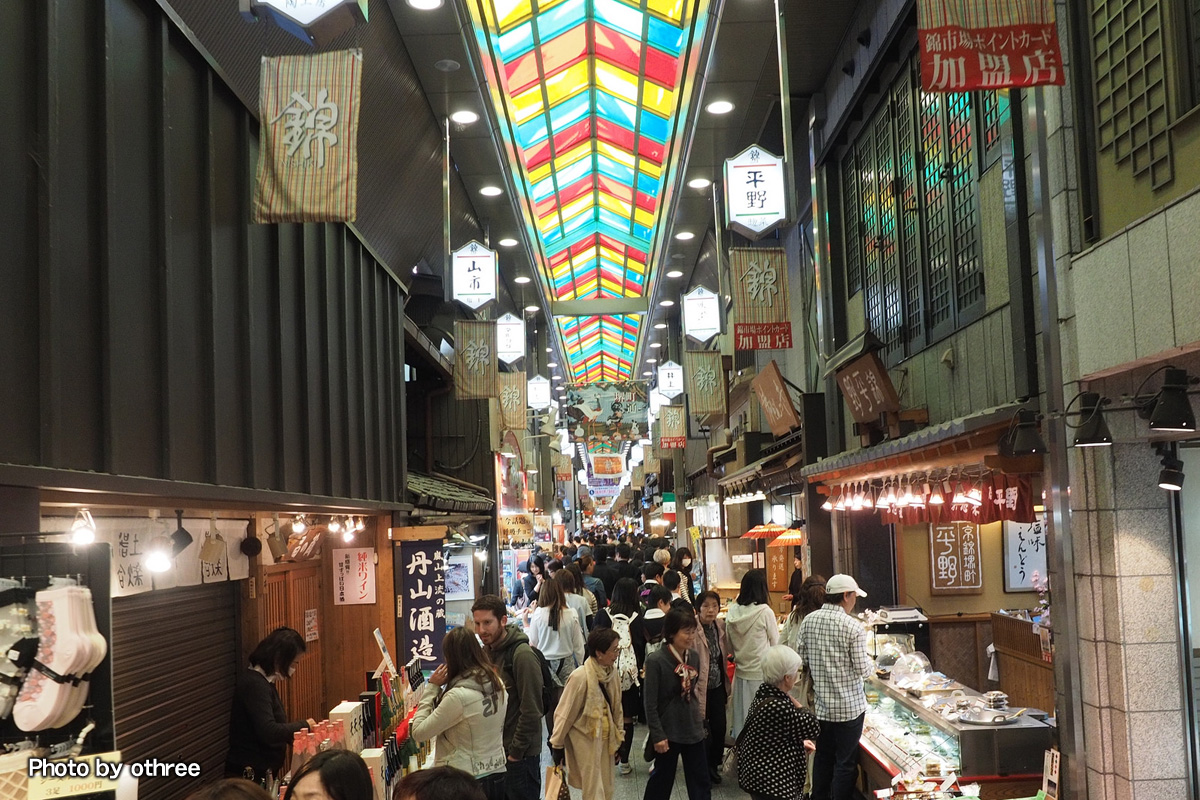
[550,627,624,800]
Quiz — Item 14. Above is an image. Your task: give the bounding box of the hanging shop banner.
[454,320,498,399]
[658,361,684,399]
[917,0,1065,92]
[724,144,788,239]
[752,360,801,437]
[659,405,686,449]
[564,381,648,453]
[730,247,792,350]
[644,450,661,474]
[683,286,721,343]
[451,241,498,310]
[334,547,376,605]
[554,452,573,482]
[527,374,552,409]
[499,372,527,431]
[496,313,526,364]
[632,465,645,489]
[929,522,984,595]
[591,453,625,476]
[835,351,902,425]
[685,350,727,417]
[499,513,533,542]
[253,49,363,223]
[400,539,445,667]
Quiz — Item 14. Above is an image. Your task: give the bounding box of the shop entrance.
[261,563,324,724]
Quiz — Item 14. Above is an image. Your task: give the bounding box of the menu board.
[928,522,983,595]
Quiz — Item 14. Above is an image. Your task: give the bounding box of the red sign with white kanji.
[917,0,1065,92]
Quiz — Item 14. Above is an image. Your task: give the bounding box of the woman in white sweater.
[724,569,779,739]
[409,627,508,800]
[529,575,586,738]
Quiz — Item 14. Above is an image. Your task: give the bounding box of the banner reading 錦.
[685,350,726,418]
[499,372,527,431]
[917,0,1064,92]
[659,405,686,449]
[254,49,363,223]
[454,321,498,399]
[730,248,792,350]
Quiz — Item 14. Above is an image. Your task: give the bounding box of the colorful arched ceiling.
[466,0,714,382]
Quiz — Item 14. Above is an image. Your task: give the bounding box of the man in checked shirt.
[797,573,873,800]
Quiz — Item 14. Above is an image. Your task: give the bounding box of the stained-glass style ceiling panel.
[467,0,714,382]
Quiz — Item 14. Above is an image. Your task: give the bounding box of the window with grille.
[837,54,987,365]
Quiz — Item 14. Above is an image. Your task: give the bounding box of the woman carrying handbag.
[549,628,624,800]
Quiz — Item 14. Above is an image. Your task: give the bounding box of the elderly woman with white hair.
[735,645,821,800]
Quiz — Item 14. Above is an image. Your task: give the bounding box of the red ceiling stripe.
[593,24,679,89]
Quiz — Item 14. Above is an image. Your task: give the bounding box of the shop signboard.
[454,320,498,399]
[657,360,684,398]
[400,539,445,667]
[451,241,497,310]
[723,144,787,238]
[499,372,527,431]
[751,360,801,436]
[253,50,363,223]
[564,380,648,453]
[591,453,625,476]
[1003,514,1047,592]
[496,313,526,364]
[835,352,901,426]
[304,608,319,642]
[499,513,533,542]
[929,522,984,595]
[589,485,622,498]
[766,544,789,592]
[730,247,792,350]
[659,405,686,449]
[334,547,376,605]
[917,0,1064,92]
[527,374,552,409]
[682,286,721,343]
[685,350,726,417]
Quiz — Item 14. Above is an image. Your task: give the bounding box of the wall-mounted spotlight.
[1157,446,1185,491]
[71,508,97,544]
[1000,409,1046,456]
[1141,367,1197,432]
[1072,392,1113,447]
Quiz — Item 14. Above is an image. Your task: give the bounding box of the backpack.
[609,612,640,691]
[503,642,555,720]
[643,619,665,659]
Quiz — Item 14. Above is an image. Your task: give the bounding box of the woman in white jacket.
[529,575,586,738]
[409,627,508,800]
[724,569,779,738]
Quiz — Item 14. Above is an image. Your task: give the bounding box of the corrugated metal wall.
[0,0,408,503]
[113,582,237,799]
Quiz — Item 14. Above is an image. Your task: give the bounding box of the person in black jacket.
[736,645,820,800]
[225,627,315,780]
[642,609,710,800]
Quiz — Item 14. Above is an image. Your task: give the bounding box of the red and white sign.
[659,405,686,449]
[917,0,1065,92]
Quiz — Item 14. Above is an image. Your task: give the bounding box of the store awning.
[718,430,808,498]
[800,402,1033,484]
[407,472,494,514]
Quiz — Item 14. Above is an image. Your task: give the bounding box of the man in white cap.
[797,573,872,800]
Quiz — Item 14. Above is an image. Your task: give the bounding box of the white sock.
[14,588,86,731]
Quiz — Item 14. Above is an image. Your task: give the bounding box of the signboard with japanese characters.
[1003,515,1047,592]
[527,374,552,409]
[751,360,801,437]
[451,241,498,310]
[730,248,792,351]
[929,522,984,595]
[835,352,901,426]
[254,49,362,223]
[917,0,1065,92]
[499,513,533,542]
[334,547,376,605]
[685,350,726,417]
[723,144,788,238]
[659,405,686,449]
[400,539,445,667]
[112,521,153,598]
[683,286,721,343]
[657,361,684,399]
[496,313,526,364]
[591,454,625,476]
[454,320,498,399]
[564,381,648,453]
[499,372,527,431]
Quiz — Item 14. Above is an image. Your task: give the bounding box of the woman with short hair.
[735,646,820,800]
[283,750,373,800]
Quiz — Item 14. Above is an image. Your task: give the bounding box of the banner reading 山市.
[254,49,363,223]
[563,381,648,453]
[917,0,1064,92]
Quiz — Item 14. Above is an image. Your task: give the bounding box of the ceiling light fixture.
[498,238,519,247]
[450,110,478,124]
[643,371,653,376]
[524,304,539,312]
[649,342,662,348]
[659,300,675,307]
[514,276,531,284]
[647,358,657,364]
[479,186,503,197]
[674,231,694,241]
[687,177,711,189]
[548,362,558,368]
[706,100,734,114]
[654,323,667,330]
[406,0,443,9]
[434,59,460,72]
[666,270,684,278]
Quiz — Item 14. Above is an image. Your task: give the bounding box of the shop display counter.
[860,676,1051,800]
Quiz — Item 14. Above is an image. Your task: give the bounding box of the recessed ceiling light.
[412,266,419,274]
[548,362,558,368]
[654,322,668,329]
[480,186,503,197]
[706,100,734,114]
[667,269,684,278]
[524,304,539,312]
[643,371,653,376]
[450,110,478,124]
[688,177,711,189]
[659,300,675,307]
[498,238,519,247]
[674,231,694,241]
[553,375,563,381]
[514,276,531,284]
[650,342,662,348]
[647,358,658,364]
[546,347,553,353]
[434,58,460,71]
